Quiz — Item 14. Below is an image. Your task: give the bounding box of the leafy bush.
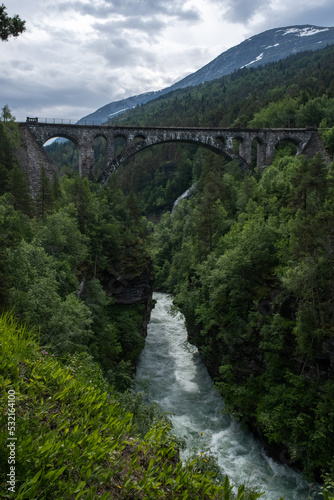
[0,313,256,499]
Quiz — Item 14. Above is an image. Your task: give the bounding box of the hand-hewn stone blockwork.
[19,122,330,190]
[14,125,59,197]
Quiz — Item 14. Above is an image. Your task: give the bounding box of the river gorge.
[136,293,317,500]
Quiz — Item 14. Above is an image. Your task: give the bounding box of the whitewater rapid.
[135,293,317,499]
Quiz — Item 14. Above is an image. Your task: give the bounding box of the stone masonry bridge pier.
[20,120,328,187]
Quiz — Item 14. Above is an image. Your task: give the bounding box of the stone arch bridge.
[20,120,327,184]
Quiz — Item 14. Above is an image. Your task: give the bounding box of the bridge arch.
[134,133,146,144]
[273,137,299,159]
[251,137,263,168]
[43,134,80,147]
[231,136,244,153]
[98,134,245,185]
[21,122,327,183]
[264,133,306,166]
[216,135,225,146]
[274,136,300,150]
[114,132,128,142]
[93,131,108,141]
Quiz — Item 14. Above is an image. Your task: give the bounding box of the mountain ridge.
[79,24,334,125]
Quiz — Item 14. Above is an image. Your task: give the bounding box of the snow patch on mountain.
[108,109,128,118]
[283,27,330,37]
[265,43,280,49]
[79,24,334,125]
[243,52,264,67]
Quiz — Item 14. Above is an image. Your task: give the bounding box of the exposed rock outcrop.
[13,124,59,197]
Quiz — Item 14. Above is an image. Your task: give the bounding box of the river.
[135,292,318,500]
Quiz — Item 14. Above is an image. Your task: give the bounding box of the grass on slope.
[0,312,262,499]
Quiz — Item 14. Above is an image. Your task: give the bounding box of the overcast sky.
[2,0,334,121]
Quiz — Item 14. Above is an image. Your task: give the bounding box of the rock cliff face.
[108,267,154,335]
[14,124,58,197]
[99,249,155,337]
[106,269,154,306]
[197,330,334,384]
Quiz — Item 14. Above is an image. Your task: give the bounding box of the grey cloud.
[277,5,334,28]
[10,60,34,72]
[0,74,112,120]
[223,0,269,24]
[86,34,158,69]
[10,0,334,124]
[92,16,166,38]
[88,37,139,67]
[236,2,334,41]
[55,0,200,23]
[1,78,81,107]
[223,0,334,28]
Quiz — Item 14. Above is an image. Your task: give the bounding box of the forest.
[0,114,155,391]
[1,42,334,498]
[2,110,266,499]
[101,44,334,485]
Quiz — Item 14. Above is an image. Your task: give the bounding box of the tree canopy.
[0,4,25,41]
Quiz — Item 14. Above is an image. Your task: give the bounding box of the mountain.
[79,25,334,125]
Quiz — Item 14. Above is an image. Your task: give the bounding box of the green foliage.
[0,128,152,389]
[6,164,33,216]
[44,140,79,173]
[36,204,89,268]
[0,313,254,499]
[0,194,32,305]
[151,151,334,481]
[0,4,26,41]
[321,473,334,500]
[2,36,334,492]
[36,166,53,219]
[249,96,299,128]
[109,45,334,129]
[116,388,173,438]
[320,125,334,155]
[0,117,23,195]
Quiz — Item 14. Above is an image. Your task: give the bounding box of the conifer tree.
[6,164,33,216]
[36,166,53,220]
[0,4,26,41]
[0,121,14,195]
[52,170,61,203]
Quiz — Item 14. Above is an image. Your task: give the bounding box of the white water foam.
[136,293,317,499]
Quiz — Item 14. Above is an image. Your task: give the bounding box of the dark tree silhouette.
[0,4,26,41]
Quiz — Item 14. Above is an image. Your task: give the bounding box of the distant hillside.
[79,25,334,125]
[108,43,334,129]
[47,43,334,211]
[106,43,334,214]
